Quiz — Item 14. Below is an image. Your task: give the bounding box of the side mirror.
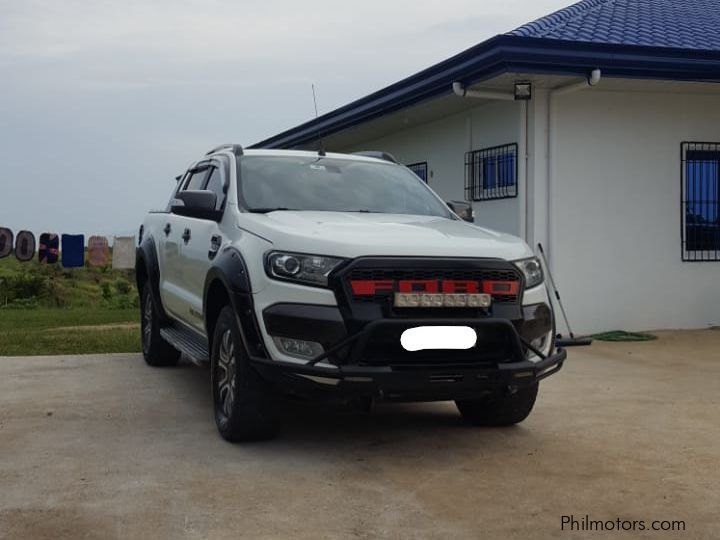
[447,200,474,223]
[172,190,220,220]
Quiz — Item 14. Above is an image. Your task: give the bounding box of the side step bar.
[160,325,210,364]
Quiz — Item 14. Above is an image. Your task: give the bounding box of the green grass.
[0,256,143,355]
[0,307,141,356]
[0,307,138,328]
[0,255,137,309]
[592,330,658,342]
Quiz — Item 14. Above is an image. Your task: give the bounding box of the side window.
[167,166,210,213]
[682,142,720,261]
[464,143,518,201]
[166,173,188,211]
[184,168,210,191]
[203,167,226,211]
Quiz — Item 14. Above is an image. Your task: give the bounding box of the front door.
[173,161,229,333]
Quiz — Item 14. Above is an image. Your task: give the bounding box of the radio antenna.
[312,84,326,156]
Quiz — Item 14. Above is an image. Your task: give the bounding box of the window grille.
[682,142,720,261]
[407,162,428,183]
[464,143,517,201]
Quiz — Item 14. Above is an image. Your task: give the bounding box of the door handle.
[163,223,171,236]
[182,228,191,243]
[209,235,222,259]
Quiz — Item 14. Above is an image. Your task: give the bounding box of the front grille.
[346,267,521,304]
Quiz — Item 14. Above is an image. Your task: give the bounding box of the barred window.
[407,162,428,183]
[682,142,720,261]
[464,143,517,201]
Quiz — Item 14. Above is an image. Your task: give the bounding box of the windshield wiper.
[247,207,297,213]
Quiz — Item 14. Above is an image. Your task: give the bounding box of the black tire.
[211,305,277,442]
[455,383,539,426]
[140,285,180,367]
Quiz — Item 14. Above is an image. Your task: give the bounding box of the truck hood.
[239,211,532,261]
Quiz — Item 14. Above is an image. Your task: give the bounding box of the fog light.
[527,334,550,360]
[273,336,324,359]
[531,335,548,352]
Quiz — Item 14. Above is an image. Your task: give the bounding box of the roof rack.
[206,144,244,157]
[352,151,398,164]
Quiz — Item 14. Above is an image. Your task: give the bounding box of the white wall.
[340,100,523,236]
[336,85,720,333]
[551,89,720,333]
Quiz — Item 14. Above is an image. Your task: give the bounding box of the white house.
[251,0,720,334]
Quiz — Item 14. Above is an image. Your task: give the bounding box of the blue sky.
[0,0,569,237]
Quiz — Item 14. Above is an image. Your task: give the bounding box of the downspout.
[546,69,601,269]
[452,81,524,238]
[523,99,529,239]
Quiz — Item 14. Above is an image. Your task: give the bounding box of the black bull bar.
[250,318,567,394]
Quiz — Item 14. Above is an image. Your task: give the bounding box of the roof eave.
[251,35,720,149]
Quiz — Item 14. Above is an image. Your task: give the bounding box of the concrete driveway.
[1,331,718,539]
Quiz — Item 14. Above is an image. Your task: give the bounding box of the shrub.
[115,278,132,295]
[1,297,40,309]
[110,294,138,309]
[101,282,113,301]
[0,272,49,304]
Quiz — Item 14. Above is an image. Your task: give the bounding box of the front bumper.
[253,347,567,402]
[252,305,566,401]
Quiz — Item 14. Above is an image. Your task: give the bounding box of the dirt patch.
[0,507,113,540]
[1,332,719,539]
[48,323,139,332]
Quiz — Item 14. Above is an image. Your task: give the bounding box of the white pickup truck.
[136,144,566,442]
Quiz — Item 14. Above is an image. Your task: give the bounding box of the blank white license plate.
[400,326,477,351]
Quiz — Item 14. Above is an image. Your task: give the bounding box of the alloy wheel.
[142,295,153,353]
[217,329,237,417]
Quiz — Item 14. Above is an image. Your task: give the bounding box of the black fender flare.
[136,235,170,321]
[203,247,267,359]
[203,246,251,298]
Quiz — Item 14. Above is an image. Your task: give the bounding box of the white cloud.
[0,0,570,235]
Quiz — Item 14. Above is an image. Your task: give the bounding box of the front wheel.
[455,383,538,426]
[211,306,278,442]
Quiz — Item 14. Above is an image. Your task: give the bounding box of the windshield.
[238,156,452,218]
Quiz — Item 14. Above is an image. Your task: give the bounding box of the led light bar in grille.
[394,293,492,308]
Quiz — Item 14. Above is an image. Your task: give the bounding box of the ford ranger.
[136,144,566,442]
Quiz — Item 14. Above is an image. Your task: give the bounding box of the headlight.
[266,251,346,287]
[514,257,544,289]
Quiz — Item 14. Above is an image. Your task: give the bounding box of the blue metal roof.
[252,1,720,149]
[510,0,720,51]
